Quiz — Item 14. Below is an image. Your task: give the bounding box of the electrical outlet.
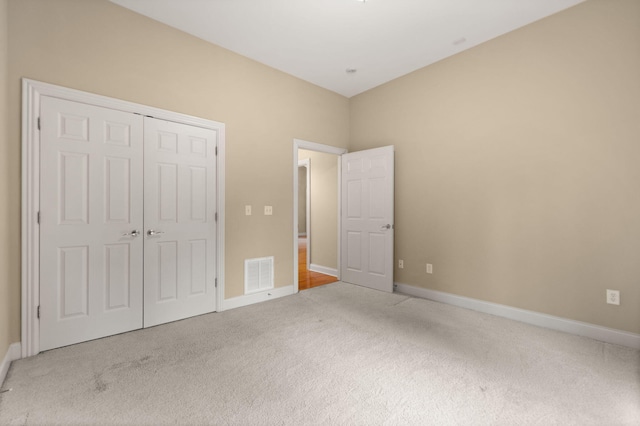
[426,263,433,274]
[245,205,252,216]
[398,260,404,269]
[264,205,273,215]
[606,289,620,306]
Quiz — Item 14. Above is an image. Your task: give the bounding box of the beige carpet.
[1,282,639,425]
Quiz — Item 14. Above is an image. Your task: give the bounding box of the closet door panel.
[40,96,144,351]
[143,117,218,327]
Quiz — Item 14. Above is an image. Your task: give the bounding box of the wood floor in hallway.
[298,237,338,290]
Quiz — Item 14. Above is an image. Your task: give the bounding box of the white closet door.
[143,117,218,327]
[341,146,395,292]
[39,96,144,351]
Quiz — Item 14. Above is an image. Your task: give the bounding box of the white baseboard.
[395,283,640,349]
[1,342,21,388]
[223,285,295,311]
[309,264,338,277]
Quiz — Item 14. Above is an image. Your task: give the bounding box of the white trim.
[395,283,640,349]
[0,343,21,387]
[295,139,346,156]
[309,264,338,277]
[293,139,346,294]
[216,127,226,314]
[21,78,226,355]
[298,158,311,270]
[223,285,295,311]
[21,81,40,358]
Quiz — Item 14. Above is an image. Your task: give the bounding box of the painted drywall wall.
[298,149,339,271]
[5,0,349,343]
[298,166,307,235]
[350,0,640,334]
[0,0,11,356]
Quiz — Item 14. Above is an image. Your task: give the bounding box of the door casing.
[21,78,226,357]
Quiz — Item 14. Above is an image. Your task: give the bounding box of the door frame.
[292,139,346,293]
[297,158,311,269]
[21,78,226,357]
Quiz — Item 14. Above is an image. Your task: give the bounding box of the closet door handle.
[147,229,165,236]
[122,230,141,237]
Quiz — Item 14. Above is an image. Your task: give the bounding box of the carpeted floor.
[1,282,639,425]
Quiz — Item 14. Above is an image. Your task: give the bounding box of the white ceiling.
[110,0,585,98]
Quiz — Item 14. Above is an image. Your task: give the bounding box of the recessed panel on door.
[347,180,362,219]
[158,163,178,222]
[158,241,178,302]
[189,239,207,296]
[104,243,131,310]
[104,157,131,223]
[189,167,207,222]
[347,232,362,272]
[58,245,89,319]
[58,152,89,225]
[368,233,386,276]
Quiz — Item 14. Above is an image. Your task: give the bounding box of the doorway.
[293,139,395,295]
[293,140,346,293]
[297,156,338,290]
[297,151,339,290]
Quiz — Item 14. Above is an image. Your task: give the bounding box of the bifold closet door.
[40,96,144,351]
[143,117,218,327]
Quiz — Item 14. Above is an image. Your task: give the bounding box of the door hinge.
[37,305,40,319]
[215,278,218,288]
[215,212,218,222]
[37,211,40,224]
[37,117,41,130]
[215,146,218,156]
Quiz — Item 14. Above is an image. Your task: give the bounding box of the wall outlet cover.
[606,289,620,305]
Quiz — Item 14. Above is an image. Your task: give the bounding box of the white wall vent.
[244,256,274,294]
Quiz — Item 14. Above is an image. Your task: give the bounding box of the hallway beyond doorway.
[298,237,337,290]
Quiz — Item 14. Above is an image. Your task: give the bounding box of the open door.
[340,146,394,292]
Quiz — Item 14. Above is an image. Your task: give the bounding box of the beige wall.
[350,0,640,334]
[0,0,11,357]
[298,150,339,270]
[4,0,349,346]
[298,166,307,235]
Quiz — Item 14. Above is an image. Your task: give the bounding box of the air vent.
[244,257,274,294]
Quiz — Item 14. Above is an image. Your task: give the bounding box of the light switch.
[245,205,252,216]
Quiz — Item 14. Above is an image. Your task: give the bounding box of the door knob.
[122,230,140,237]
[380,224,393,230]
[147,229,165,236]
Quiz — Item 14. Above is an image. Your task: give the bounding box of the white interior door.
[143,117,218,327]
[341,146,394,292]
[39,96,144,351]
